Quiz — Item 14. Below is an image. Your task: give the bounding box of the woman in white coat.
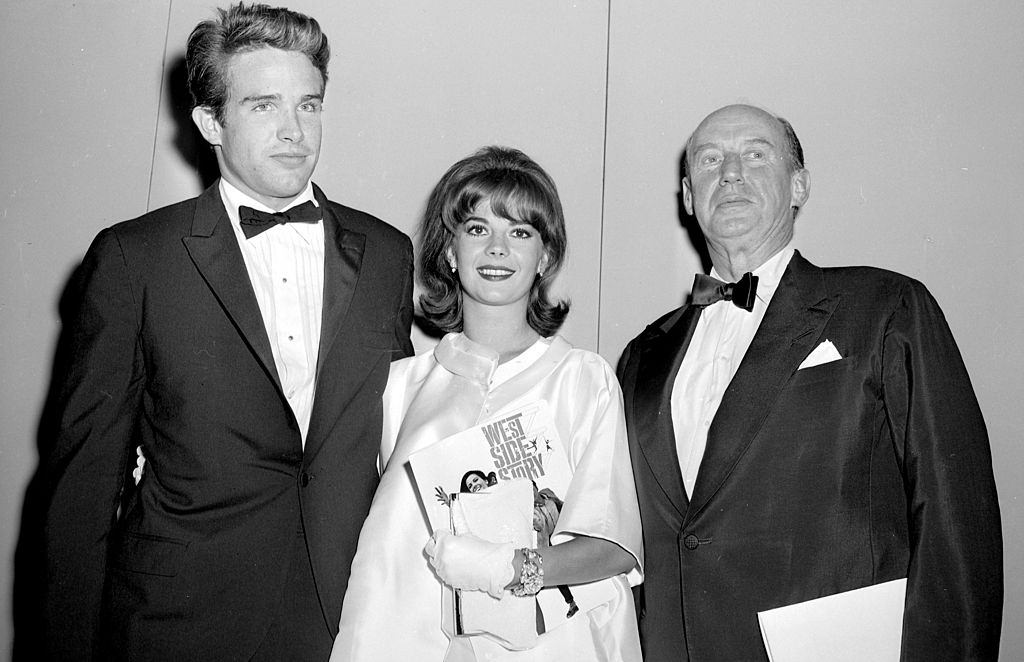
[332,146,643,661]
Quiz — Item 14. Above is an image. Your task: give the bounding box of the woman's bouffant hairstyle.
[418,146,570,336]
[186,2,329,123]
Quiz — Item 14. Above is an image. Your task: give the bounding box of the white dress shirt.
[670,246,795,495]
[220,179,325,444]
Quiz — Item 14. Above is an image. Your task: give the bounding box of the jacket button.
[300,472,312,487]
[682,534,699,550]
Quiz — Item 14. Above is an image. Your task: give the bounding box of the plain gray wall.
[3,0,1020,656]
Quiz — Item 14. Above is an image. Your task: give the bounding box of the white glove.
[425,530,515,599]
[132,446,146,485]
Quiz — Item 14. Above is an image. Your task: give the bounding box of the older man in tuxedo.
[36,4,412,660]
[617,104,1002,661]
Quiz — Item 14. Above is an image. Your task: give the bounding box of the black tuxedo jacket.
[618,252,1002,662]
[39,182,413,660]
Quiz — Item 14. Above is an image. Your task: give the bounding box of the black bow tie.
[691,272,759,312]
[238,201,320,239]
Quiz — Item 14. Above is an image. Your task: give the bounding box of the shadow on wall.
[10,55,215,661]
[12,262,101,660]
[168,55,220,190]
[678,145,712,293]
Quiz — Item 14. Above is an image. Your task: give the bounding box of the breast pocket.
[789,355,857,389]
[778,354,863,419]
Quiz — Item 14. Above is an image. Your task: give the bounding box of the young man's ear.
[191,106,223,147]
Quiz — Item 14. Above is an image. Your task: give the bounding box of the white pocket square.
[798,339,843,370]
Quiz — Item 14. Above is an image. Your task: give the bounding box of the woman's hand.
[424,530,515,599]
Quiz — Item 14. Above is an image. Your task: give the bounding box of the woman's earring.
[450,263,457,273]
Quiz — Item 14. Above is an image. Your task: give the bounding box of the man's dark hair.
[186,2,329,123]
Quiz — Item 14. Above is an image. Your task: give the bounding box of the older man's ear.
[681,177,694,216]
[790,168,810,211]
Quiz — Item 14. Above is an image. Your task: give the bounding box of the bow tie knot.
[691,272,759,312]
[238,201,321,239]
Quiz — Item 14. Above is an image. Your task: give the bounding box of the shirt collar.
[219,178,318,229]
[709,244,794,308]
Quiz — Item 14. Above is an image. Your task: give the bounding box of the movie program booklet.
[408,400,610,649]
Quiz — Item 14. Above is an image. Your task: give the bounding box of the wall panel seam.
[147,0,175,213]
[596,0,612,356]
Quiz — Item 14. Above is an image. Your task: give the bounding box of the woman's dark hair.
[459,470,497,493]
[418,146,570,336]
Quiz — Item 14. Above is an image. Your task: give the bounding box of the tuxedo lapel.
[305,186,365,460]
[687,252,839,520]
[633,305,703,516]
[314,186,365,379]
[182,183,282,390]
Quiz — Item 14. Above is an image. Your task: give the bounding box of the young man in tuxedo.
[37,4,413,660]
[618,104,1002,661]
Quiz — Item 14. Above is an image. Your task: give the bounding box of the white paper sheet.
[757,578,906,662]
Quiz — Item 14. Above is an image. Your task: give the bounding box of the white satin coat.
[332,333,643,661]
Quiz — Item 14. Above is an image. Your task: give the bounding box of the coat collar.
[433,333,573,395]
[314,182,365,380]
[183,182,283,391]
[686,251,840,520]
[303,184,366,460]
[631,305,703,516]
[183,181,368,457]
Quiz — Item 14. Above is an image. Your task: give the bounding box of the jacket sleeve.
[40,228,144,659]
[392,236,414,360]
[883,279,1002,661]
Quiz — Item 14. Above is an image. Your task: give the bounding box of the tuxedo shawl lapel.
[632,305,703,516]
[182,183,283,390]
[686,252,839,521]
